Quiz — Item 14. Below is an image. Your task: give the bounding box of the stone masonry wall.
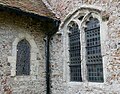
[0,11,46,94]
[48,0,120,94]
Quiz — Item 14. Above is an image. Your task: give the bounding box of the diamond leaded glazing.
[69,22,82,82]
[85,17,104,82]
[16,39,30,75]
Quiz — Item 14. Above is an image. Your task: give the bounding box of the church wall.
[0,11,46,94]
[49,0,120,94]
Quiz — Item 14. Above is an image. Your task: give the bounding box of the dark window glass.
[69,22,82,82]
[16,39,30,75]
[85,17,104,82]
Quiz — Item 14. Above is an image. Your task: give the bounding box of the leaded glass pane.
[85,17,104,82]
[69,22,82,82]
[16,39,30,75]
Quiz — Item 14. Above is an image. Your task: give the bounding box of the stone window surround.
[8,33,40,80]
[59,6,108,86]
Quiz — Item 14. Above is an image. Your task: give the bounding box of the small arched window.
[68,22,82,82]
[85,17,104,82]
[16,39,30,75]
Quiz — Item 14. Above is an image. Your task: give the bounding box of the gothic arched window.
[16,39,30,75]
[85,17,104,82]
[68,22,82,82]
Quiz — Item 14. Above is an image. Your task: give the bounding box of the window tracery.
[85,17,104,82]
[68,22,82,81]
[62,9,106,83]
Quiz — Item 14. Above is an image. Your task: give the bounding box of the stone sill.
[68,82,104,88]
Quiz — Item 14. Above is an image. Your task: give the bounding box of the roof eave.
[0,3,60,36]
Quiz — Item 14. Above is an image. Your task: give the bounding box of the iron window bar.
[85,18,104,82]
[68,22,82,82]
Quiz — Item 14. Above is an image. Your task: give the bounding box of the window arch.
[16,39,30,75]
[68,22,82,82]
[61,8,107,83]
[85,17,104,82]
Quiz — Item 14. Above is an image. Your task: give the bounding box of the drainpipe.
[44,35,51,94]
[44,20,60,94]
